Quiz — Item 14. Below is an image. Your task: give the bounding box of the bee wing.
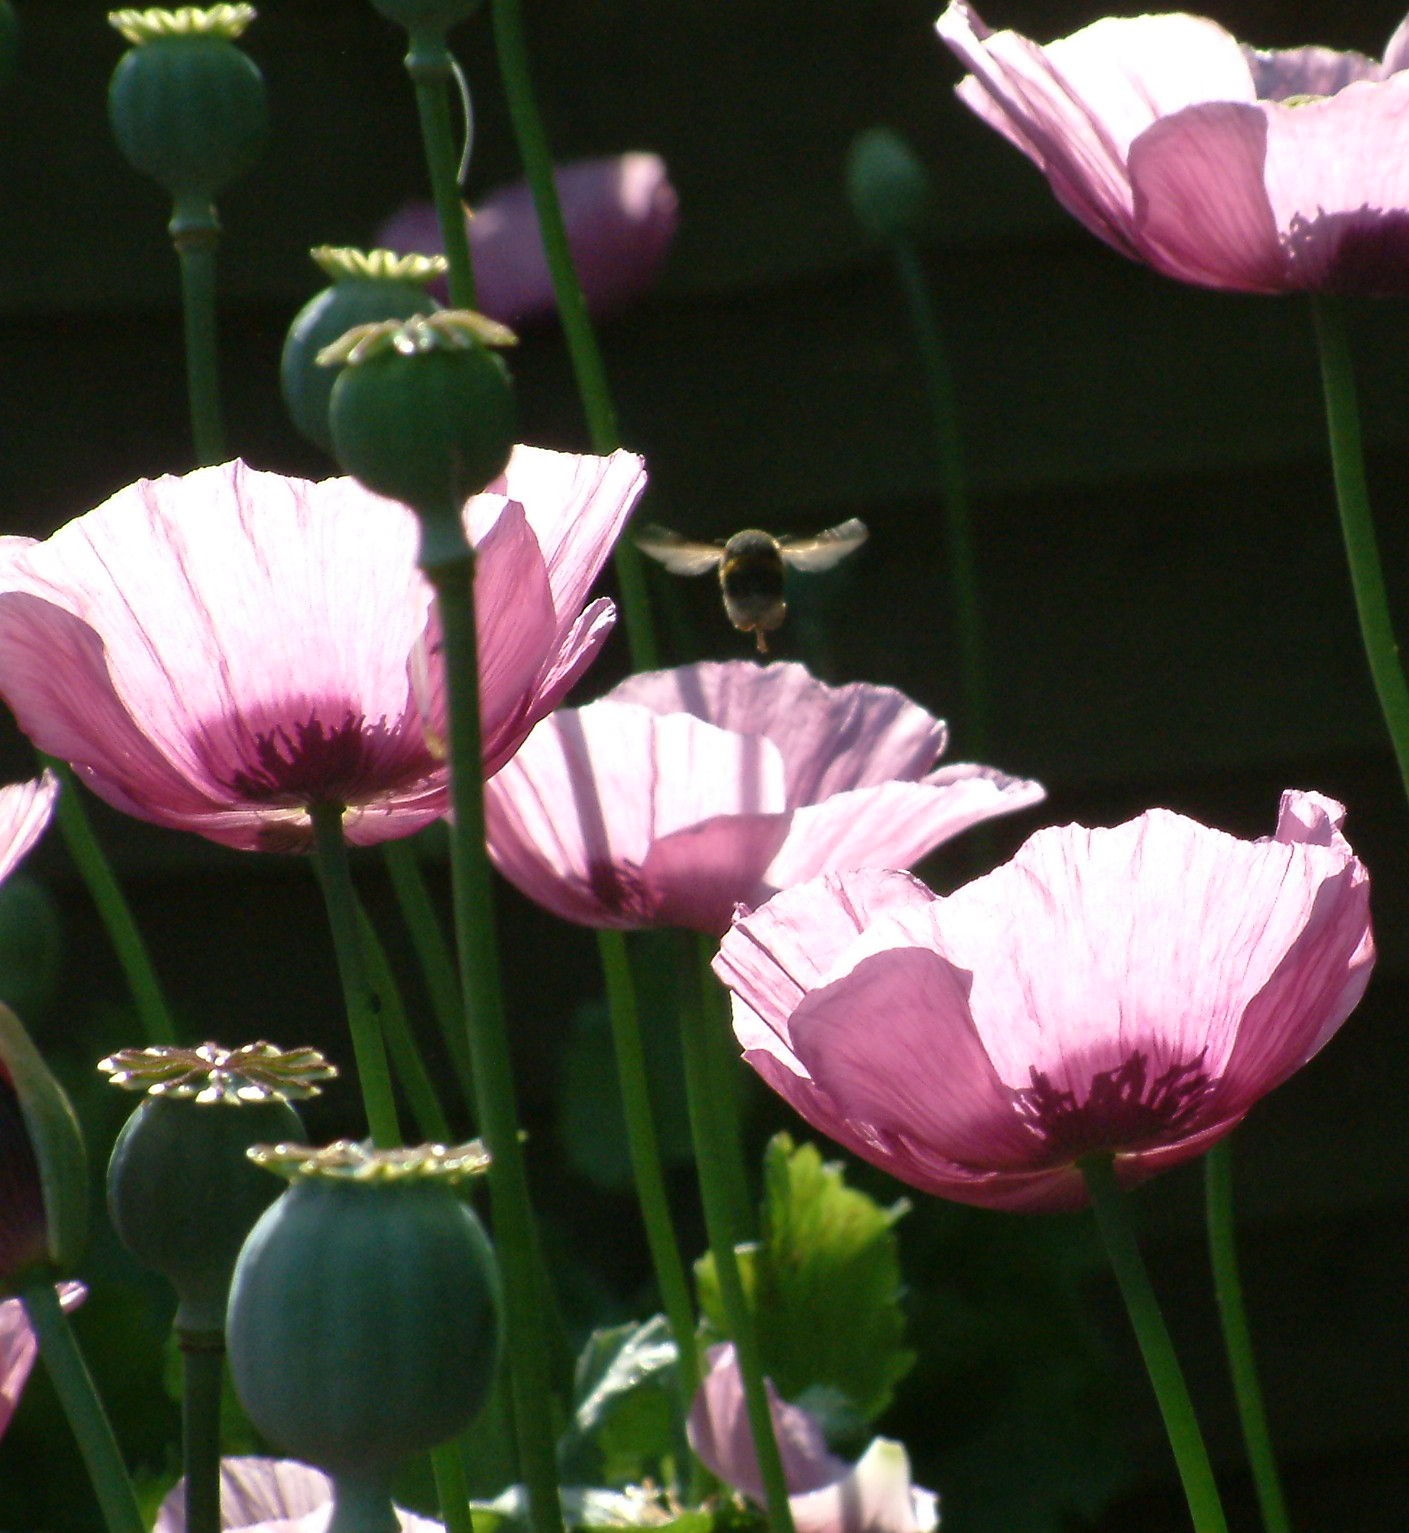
[778,517,869,572]
[634,524,726,576]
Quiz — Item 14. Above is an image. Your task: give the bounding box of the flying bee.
[635,518,869,653]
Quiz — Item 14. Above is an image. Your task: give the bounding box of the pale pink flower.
[689,1344,938,1533]
[484,660,1045,936]
[0,1283,84,1440]
[0,452,644,853]
[937,4,1409,295]
[714,791,1373,1212]
[154,1456,442,1532]
[0,773,58,885]
[379,153,679,324]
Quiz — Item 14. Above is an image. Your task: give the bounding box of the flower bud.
[845,128,933,244]
[281,248,446,455]
[323,310,516,527]
[367,0,483,37]
[108,7,268,208]
[227,1140,499,1481]
[102,1042,333,1334]
[0,1005,86,1290]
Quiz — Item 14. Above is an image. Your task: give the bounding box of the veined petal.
[0,773,59,886]
[1244,43,1381,101]
[0,1283,83,1441]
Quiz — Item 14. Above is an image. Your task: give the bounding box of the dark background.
[1,1,1407,1529]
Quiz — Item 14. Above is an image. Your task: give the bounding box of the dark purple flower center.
[1014,1050,1213,1160]
[223,709,438,809]
[586,859,656,924]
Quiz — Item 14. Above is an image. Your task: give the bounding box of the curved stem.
[309,802,400,1148]
[596,929,699,1412]
[1309,295,1409,808]
[420,520,564,1533]
[405,31,476,311]
[489,0,658,672]
[1204,1141,1291,1533]
[892,239,988,761]
[170,202,225,466]
[1081,1155,1228,1533]
[384,838,475,1119]
[676,932,796,1533]
[178,1327,224,1533]
[46,759,175,1045]
[19,1274,146,1533]
[355,895,451,1143]
[430,1442,475,1533]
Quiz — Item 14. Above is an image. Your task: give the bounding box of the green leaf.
[560,1316,682,1487]
[696,1134,914,1429]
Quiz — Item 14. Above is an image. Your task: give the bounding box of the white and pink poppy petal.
[1274,788,1350,850]
[790,1438,940,1533]
[1383,14,1409,76]
[0,1283,84,1442]
[480,445,647,623]
[638,813,793,934]
[609,663,949,804]
[688,1344,849,1505]
[0,772,59,885]
[760,767,1046,895]
[1244,44,1381,102]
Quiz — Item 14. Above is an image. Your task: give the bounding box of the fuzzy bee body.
[636,519,868,652]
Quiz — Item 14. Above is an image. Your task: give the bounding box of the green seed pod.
[108,7,268,205]
[845,127,934,244]
[227,1140,499,1482]
[104,1042,335,1333]
[0,1004,86,1289]
[368,0,483,37]
[282,248,446,455]
[325,311,517,526]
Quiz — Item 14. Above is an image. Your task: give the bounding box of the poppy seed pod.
[108,7,268,207]
[845,129,933,244]
[325,311,517,534]
[102,1043,334,1333]
[282,248,446,455]
[227,1141,499,1484]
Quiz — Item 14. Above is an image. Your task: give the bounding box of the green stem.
[309,802,400,1148]
[420,518,564,1533]
[19,1275,146,1533]
[1309,294,1409,808]
[384,839,475,1119]
[596,929,700,1412]
[676,932,795,1533]
[1204,1141,1291,1533]
[178,1328,224,1533]
[405,31,476,312]
[489,0,658,672]
[892,238,988,761]
[1081,1155,1228,1533]
[431,1442,475,1533]
[46,759,175,1045]
[355,896,451,1143]
[171,202,225,466]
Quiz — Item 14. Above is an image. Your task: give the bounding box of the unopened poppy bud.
[845,128,933,244]
[108,6,268,210]
[368,0,483,38]
[227,1140,499,1494]
[102,1042,333,1333]
[0,1006,86,1289]
[282,247,446,455]
[323,309,516,537]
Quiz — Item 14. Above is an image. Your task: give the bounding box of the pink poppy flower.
[0,1283,84,1440]
[379,153,679,324]
[154,1456,442,1532]
[0,773,58,885]
[937,4,1409,295]
[689,1344,938,1533]
[0,451,644,853]
[714,791,1373,1212]
[484,660,1045,936]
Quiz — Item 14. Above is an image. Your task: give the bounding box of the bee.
[635,518,868,653]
